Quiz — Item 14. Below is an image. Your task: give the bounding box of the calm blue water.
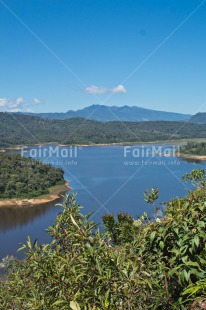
[0,144,205,260]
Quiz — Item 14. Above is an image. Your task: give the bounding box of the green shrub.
[0,170,206,309]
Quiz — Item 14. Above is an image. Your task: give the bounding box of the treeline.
[0,170,206,309]
[180,142,206,156]
[1,113,206,147]
[0,153,65,199]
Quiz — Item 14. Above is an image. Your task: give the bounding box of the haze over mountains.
[17,105,191,122]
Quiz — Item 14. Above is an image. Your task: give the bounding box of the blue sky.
[0,0,206,114]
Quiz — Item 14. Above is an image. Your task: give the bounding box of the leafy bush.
[0,170,206,309]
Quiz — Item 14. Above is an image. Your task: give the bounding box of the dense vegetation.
[0,153,65,199]
[1,113,206,147]
[180,142,206,156]
[0,170,206,309]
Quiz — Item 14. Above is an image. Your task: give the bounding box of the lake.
[0,144,205,261]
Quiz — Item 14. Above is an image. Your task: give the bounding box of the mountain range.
[17,105,191,122]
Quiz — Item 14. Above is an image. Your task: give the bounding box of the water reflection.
[0,198,63,232]
[1,145,206,260]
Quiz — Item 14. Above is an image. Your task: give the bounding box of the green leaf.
[70,301,81,310]
[27,236,32,250]
[150,231,156,243]
[194,236,200,248]
[174,227,179,235]
[184,261,201,269]
[169,256,177,265]
[159,241,164,250]
[171,248,179,256]
[198,221,205,228]
[183,269,190,282]
[52,300,66,306]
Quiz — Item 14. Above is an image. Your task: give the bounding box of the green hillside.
[1,112,206,148]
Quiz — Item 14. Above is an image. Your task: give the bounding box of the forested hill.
[1,112,206,147]
[190,112,206,124]
[0,153,65,199]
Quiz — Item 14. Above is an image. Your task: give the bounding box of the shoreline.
[155,151,206,161]
[178,153,206,161]
[2,138,206,151]
[0,139,192,152]
[0,182,71,208]
[3,140,206,161]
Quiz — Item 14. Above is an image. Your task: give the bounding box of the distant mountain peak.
[190,112,206,124]
[17,104,191,122]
